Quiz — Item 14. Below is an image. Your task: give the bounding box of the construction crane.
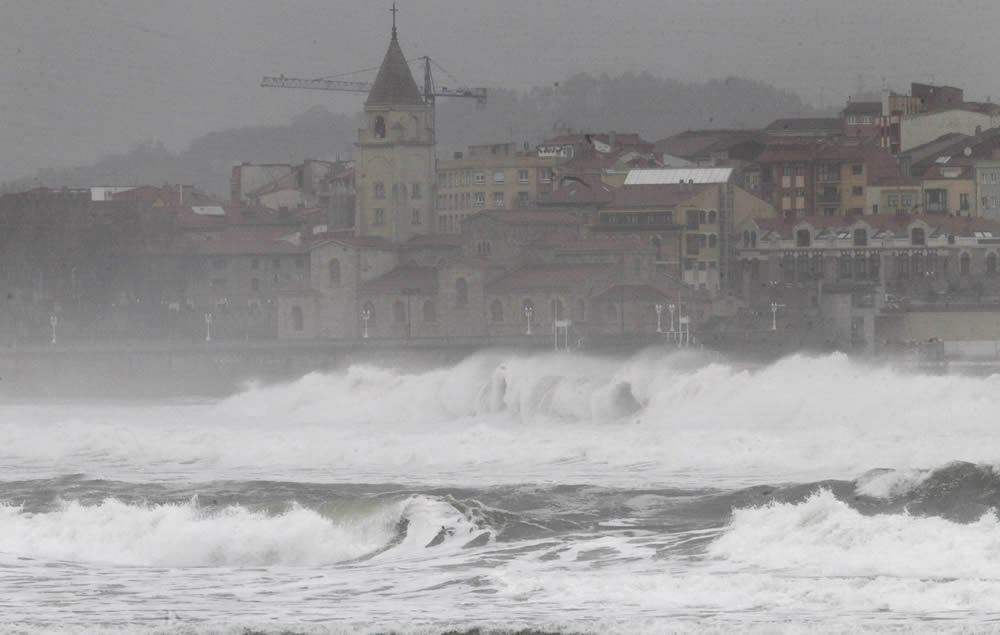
[261,56,487,111]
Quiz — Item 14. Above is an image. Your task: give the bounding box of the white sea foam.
[710,488,1000,578]
[0,494,477,567]
[3,350,1000,486]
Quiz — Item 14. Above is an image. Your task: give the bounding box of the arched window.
[363,301,376,327]
[709,234,718,248]
[751,231,757,248]
[699,209,707,224]
[708,210,717,224]
[455,277,468,307]
[743,230,750,248]
[423,300,437,322]
[393,300,406,323]
[490,299,504,322]
[291,305,304,332]
[988,253,998,276]
[961,252,971,275]
[328,258,341,285]
[373,115,386,139]
[551,298,564,321]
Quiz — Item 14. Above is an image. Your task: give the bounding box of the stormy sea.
[4,348,1000,634]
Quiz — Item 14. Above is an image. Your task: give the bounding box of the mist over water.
[4,348,1000,633]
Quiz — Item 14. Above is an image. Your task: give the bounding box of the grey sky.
[2,0,999,182]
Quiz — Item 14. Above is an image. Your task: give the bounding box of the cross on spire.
[390,3,398,39]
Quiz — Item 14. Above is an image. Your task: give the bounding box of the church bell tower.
[355,8,436,243]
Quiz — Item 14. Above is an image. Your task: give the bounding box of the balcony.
[817,192,841,203]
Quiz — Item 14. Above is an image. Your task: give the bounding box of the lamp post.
[361,307,371,339]
[524,304,534,335]
[655,303,664,333]
[770,302,785,331]
[49,314,57,345]
[204,312,212,342]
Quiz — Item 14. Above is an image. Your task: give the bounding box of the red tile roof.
[610,183,712,208]
[478,209,584,225]
[189,226,306,256]
[487,264,611,292]
[400,233,463,249]
[593,284,673,302]
[360,266,438,294]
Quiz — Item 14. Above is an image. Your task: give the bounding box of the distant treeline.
[5,72,831,197]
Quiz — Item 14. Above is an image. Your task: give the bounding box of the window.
[839,254,852,279]
[551,298,564,321]
[887,194,899,207]
[852,164,863,176]
[373,116,385,139]
[212,257,226,270]
[328,258,341,285]
[783,165,794,177]
[853,229,867,246]
[988,253,998,276]
[817,164,839,181]
[961,252,971,275]
[412,208,421,225]
[708,210,717,224]
[518,169,529,184]
[374,209,385,226]
[455,277,468,307]
[477,240,492,256]
[423,300,437,323]
[291,305,304,332]
[823,207,837,217]
[474,192,485,207]
[852,186,863,196]
[961,193,970,210]
[490,299,504,322]
[517,191,529,207]
[539,168,552,183]
[493,170,505,184]
[796,229,811,247]
[605,303,618,322]
[686,234,701,255]
[393,300,406,324]
[374,182,385,199]
[474,172,485,185]
[494,191,505,207]
[901,194,914,208]
[686,209,700,229]
[708,234,718,248]
[847,208,863,217]
[911,227,925,246]
[742,231,750,248]
[411,183,421,199]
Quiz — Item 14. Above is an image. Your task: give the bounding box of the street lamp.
[655,303,664,333]
[770,302,785,331]
[49,314,58,345]
[524,304,534,335]
[361,307,371,339]
[204,312,212,342]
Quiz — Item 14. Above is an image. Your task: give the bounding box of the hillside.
[7,73,831,197]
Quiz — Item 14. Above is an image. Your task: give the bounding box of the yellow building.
[921,164,975,216]
[436,143,558,233]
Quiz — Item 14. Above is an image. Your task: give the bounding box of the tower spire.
[391,3,398,39]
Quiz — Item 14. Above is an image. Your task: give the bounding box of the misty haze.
[4,2,1000,634]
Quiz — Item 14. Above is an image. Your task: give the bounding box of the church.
[275,18,697,345]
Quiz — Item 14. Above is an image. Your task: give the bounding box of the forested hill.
[10,73,831,197]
